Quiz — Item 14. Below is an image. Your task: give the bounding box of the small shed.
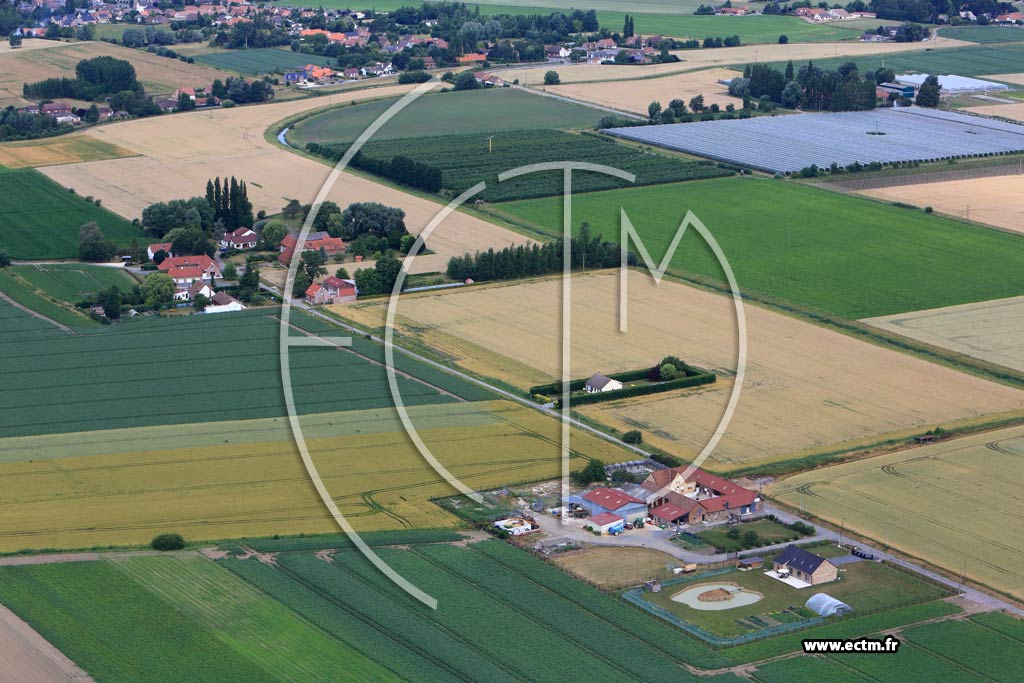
[737,556,764,570]
[644,580,662,593]
[805,592,853,617]
[589,512,625,535]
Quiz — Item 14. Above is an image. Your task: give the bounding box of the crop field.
[0,293,70,342]
[547,67,739,115]
[0,167,142,260]
[286,88,604,145]
[0,308,498,438]
[763,41,1024,78]
[0,134,136,169]
[859,174,1024,234]
[38,85,534,264]
[0,399,637,550]
[11,263,138,304]
[194,47,335,74]
[0,561,278,683]
[331,129,733,201]
[221,540,742,680]
[0,40,230,103]
[0,268,99,330]
[964,100,1024,121]
[336,271,1024,469]
[594,13,884,44]
[493,177,1024,319]
[641,561,947,637]
[497,36,969,85]
[900,617,1024,680]
[114,555,398,682]
[767,425,1024,600]
[938,25,1024,43]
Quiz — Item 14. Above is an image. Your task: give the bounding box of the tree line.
[23,56,139,101]
[306,142,443,194]
[205,176,254,232]
[446,224,635,282]
[734,60,880,112]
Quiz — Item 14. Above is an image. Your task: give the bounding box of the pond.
[670,582,763,611]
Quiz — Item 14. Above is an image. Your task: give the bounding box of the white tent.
[805,592,853,617]
[895,74,1009,93]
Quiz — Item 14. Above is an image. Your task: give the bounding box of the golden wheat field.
[548,68,738,115]
[0,401,633,552]
[963,101,1024,122]
[767,424,1024,600]
[860,175,1024,234]
[37,84,534,265]
[0,134,136,169]
[336,270,1024,469]
[497,36,968,85]
[864,296,1024,373]
[0,40,230,108]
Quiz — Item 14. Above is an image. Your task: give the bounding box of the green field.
[0,307,492,437]
[0,167,144,260]
[640,561,948,637]
[11,263,137,304]
[764,42,1024,78]
[310,129,734,201]
[194,48,336,74]
[493,177,1024,318]
[0,268,99,329]
[287,88,605,144]
[938,25,1024,44]
[0,291,73,340]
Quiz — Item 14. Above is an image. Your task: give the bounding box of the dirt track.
[0,602,93,682]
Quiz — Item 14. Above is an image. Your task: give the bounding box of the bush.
[151,533,185,551]
[399,70,432,84]
[544,70,560,85]
[623,430,643,444]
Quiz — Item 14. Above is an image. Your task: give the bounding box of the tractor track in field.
[0,290,73,334]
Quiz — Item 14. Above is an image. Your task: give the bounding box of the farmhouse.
[642,466,762,521]
[771,545,838,586]
[220,227,258,250]
[584,373,622,393]
[147,242,173,260]
[278,232,346,265]
[172,281,213,302]
[580,487,647,522]
[157,255,221,285]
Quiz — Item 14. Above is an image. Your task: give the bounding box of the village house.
[173,280,214,303]
[771,545,838,586]
[457,53,487,65]
[305,276,358,305]
[220,227,258,250]
[278,232,345,265]
[203,291,246,313]
[584,373,622,393]
[157,254,221,286]
[147,242,174,260]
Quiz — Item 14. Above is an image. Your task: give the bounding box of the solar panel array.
[606,107,1024,173]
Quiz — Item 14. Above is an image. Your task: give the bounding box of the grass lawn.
[642,562,948,637]
[0,267,98,329]
[11,263,137,305]
[697,519,806,552]
[287,88,605,145]
[493,176,1024,319]
[0,167,144,259]
[194,48,335,74]
[763,42,1024,78]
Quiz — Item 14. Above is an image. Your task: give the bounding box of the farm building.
[895,74,1009,94]
[203,291,245,314]
[771,545,838,586]
[805,592,853,617]
[589,512,625,535]
[493,517,537,536]
[147,242,174,260]
[580,488,647,522]
[584,373,622,393]
[642,466,762,523]
[278,232,346,265]
[737,556,764,570]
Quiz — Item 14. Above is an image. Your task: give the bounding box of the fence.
[824,159,1024,192]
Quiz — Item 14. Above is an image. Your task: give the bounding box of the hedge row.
[554,372,716,408]
[531,362,702,395]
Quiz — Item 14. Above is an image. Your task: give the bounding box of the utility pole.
[486,135,495,153]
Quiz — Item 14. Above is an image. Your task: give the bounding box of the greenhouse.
[805,592,853,617]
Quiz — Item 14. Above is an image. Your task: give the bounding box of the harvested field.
[0,400,635,551]
[0,601,92,683]
[860,174,1024,234]
[551,546,680,587]
[863,296,1024,373]
[547,67,738,115]
[497,36,968,85]
[963,100,1024,121]
[767,425,1024,600]
[981,72,1024,85]
[39,84,533,265]
[0,40,230,107]
[335,271,1024,469]
[0,134,136,169]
